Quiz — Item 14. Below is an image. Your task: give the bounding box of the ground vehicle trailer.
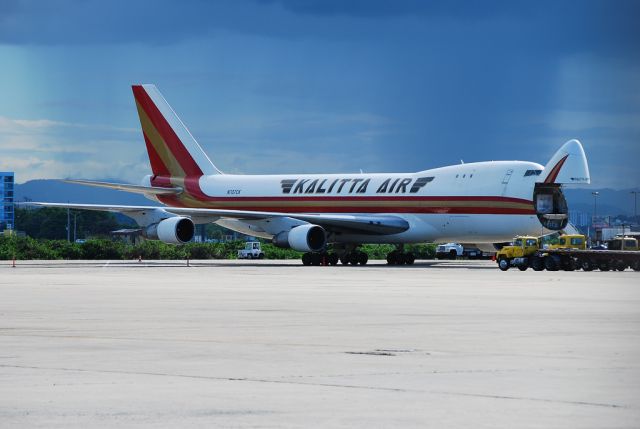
[496,234,640,271]
[575,237,639,271]
[462,247,494,259]
[436,243,463,259]
[237,241,265,259]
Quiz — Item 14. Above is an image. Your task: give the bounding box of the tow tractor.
[237,241,266,259]
[496,234,640,272]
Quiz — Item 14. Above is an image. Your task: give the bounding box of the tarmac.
[1,259,639,428]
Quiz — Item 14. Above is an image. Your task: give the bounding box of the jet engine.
[273,224,326,252]
[145,217,195,244]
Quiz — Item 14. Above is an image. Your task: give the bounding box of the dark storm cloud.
[1,0,638,60]
[264,0,521,18]
[0,0,638,187]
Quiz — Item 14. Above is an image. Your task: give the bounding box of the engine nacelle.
[273,224,326,252]
[145,217,195,244]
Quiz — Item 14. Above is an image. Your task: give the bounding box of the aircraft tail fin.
[132,84,221,177]
[538,139,590,185]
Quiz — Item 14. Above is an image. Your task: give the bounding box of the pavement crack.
[434,390,624,409]
[0,364,413,393]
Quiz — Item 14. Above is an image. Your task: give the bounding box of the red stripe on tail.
[544,154,569,184]
[143,132,171,176]
[132,85,203,176]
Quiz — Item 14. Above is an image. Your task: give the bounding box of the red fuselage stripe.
[156,195,536,215]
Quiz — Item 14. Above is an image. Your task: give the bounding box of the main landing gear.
[386,245,415,265]
[301,246,369,266]
[300,245,416,266]
[340,250,369,265]
[301,252,339,266]
[301,251,369,266]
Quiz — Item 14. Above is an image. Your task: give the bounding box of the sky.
[0,0,638,188]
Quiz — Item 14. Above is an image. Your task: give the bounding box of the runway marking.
[0,363,627,408]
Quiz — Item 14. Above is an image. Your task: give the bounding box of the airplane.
[32,84,591,265]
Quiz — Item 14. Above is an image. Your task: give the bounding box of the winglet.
[538,139,590,185]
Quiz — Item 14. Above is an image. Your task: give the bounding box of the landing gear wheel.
[386,252,398,265]
[615,260,627,271]
[328,253,339,266]
[498,258,510,271]
[449,249,457,260]
[599,261,610,271]
[302,253,312,266]
[518,265,528,271]
[311,253,321,266]
[405,253,415,265]
[358,252,368,265]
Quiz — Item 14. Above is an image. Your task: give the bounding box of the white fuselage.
[154,159,549,244]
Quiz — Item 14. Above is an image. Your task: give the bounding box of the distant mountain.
[563,188,640,217]
[14,180,639,218]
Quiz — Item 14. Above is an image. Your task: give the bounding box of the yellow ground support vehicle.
[496,234,640,272]
[496,234,586,271]
[495,236,540,271]
[547,234,587,250]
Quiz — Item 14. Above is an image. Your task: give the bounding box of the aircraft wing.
[26,202,410,235]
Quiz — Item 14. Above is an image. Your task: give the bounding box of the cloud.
[0,116,68,130]
[0,1,638,190]
[0,0,638,61]
[0,114,147,182]
[0,115,137,134]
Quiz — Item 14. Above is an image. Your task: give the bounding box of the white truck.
[435,243,464,259]
[237,241,266,259]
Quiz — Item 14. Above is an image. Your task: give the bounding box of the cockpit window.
[524,169,542,177]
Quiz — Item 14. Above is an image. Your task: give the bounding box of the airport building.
[1,171,15,231]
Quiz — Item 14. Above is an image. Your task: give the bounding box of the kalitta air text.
[281,177,434,195]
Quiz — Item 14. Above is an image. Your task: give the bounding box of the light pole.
[67,207,70,242]
[592,191,599,244]
[73,212,78,242]
[632,191,638,223]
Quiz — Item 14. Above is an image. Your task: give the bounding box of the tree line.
[4,208,437,260]
[0,236,436,261]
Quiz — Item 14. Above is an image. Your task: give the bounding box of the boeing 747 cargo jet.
[33,84,591,265]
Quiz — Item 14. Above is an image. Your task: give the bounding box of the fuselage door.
[501,169,513,196]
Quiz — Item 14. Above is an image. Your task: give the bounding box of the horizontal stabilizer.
[62,179,182,195]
